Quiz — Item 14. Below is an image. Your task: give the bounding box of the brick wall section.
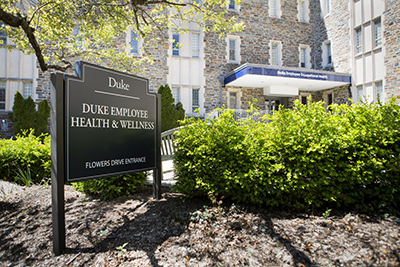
[384,0,400,101]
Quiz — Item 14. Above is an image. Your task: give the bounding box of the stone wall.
[384,0,400,102]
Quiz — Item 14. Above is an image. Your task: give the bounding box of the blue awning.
[225,64,351,92]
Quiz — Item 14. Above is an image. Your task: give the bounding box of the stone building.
[1,0,399,134]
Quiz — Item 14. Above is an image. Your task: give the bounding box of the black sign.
[64,62,157,182]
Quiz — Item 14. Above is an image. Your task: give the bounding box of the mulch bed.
[0,181,399,266]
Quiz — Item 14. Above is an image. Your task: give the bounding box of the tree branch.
[0,7,71,72]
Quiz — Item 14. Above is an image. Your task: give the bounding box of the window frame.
[227,89,241,110]
[270,41,282,66]
[226,35,241,64]
[269,0,281,18]
[298,0,309,23]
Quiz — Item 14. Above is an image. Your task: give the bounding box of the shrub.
[0,130,51,184]
[72,172,148,199]
[159,84,185,132]
[10,91,50,136]
[173,99,400,214]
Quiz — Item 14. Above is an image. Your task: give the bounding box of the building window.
[172,33,180,56]
[269,0,280,18]
[376,81,383,103]
[192,33,200,58]
[299,45,311,68]
[300,47,306,68]
[0,23,6,46]
[229,39,236,61]
[227,0,240,11]
[322,40,332,67]
[128,30,139,54]
[0,81,5,110]
[229,91,237,109]
[192,88,200,112]
[226,36,240,63]
[357,85,363,101]
[270,41,282,66]
[320,0,330,17]
[171,87,180,105]
[355,27,362,54]
[298,0,309,22]
[374,18,382,47]
[22,82,32,99]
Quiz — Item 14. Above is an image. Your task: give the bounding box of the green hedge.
[173,99,400,214]
[1,131,147,199]
[0,130,51,184]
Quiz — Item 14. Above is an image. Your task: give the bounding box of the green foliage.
[72,172,148,200]
[2,0,244,72]
[173,98,400,215]
[0,130,51,184]
[159,84,185,132]
[11,92,50,136]
[14,165,32,187]
[35,99,51,136]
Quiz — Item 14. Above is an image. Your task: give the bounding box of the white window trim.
[226,35,241,64]
[269,0,281,18]
[298,0,309,23]
[126,30,143,55]
[269,40,282,66]
[0,81,6,110]
[323,90,334,107]
[299,44,311,68]
[227,88,241,110]
[171,86,181,105]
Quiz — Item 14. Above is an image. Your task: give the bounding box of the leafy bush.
[0,130,51,184]
[72,172,148,199]
[173,99,400,214]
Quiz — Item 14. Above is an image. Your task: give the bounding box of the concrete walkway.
[147,160,176,187]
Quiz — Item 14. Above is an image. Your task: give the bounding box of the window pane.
[192,33,200,58]
[270,0,276,17]
[229,0,235,9]
[271,44,278,65]
[327,42,332,64]
[130,31,139,54]
[229,39,236,61]
[192,88,200,112]
[326,0,330,14]
[299,0,305,21]
[301,96,307,105]
[357,85,363,100]
[172,34,180,56]
[300,47,306,67]
[0,23,6,46]
[23,82,32,99]
[356,28,362,53]
[0,81,5,110]
[375,19,382,47]
[376,81,383,102]
[229,92,237,109]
